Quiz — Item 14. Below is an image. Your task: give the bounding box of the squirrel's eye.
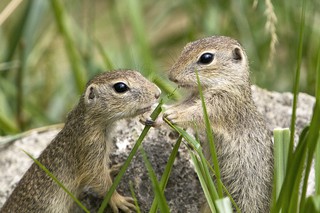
[113,82,129,93]
[198,52,214,64]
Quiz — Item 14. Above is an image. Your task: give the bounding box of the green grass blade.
[215,197,233,213]
[316,136,320,195]
[303,195,320,212]
[129,181,141,213]
[282,129,290,173]
[272,0,309,211]
[163,118,201,151]
[196,71,223,197]
[272,128,290,201]
[164,118,221,211]
[315,32,320,100]
[314,22,320,197]
[198,149,219,202]
[50,0,87,94]
[201,156,240,212]
[0,80,19,134]
[22,150,89,213]
[288,0,306,162]
[190,151,216,212]
[149,135,182,213]
[14,0,49,130]
[140,147,170,213]
[273,126,309,212]
[300,151,314,212]
[126,0,153,77]
[288,141,308,212]
[190,136,220,205]
[299,49,320,206]
[288,173,304,213]
[0,61,20,71]
[272,128,283,206]
[3,1,29,63]
[0,113,19,134]
[153,77,181,100]
[164,118,230,211]
[98,101,163,213]
[300,102,320,210]
[220,182,241,213]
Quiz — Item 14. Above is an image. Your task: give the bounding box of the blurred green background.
[0,0,319,135]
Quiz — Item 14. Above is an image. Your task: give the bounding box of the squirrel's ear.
[232,47,243,61]
[85,84,99,105]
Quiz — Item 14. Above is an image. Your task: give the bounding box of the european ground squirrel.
[1,70,160,213]
[164,36,273,212]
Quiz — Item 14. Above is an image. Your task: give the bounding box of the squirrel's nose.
[155,87,161,99]
[168,75,178,83]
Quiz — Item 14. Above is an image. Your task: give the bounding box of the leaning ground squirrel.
[164,36,274,212]
[1,70,160,213]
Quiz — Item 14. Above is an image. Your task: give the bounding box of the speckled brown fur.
[164,36,273,213]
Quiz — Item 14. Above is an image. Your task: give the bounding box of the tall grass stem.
[98,101,163,213]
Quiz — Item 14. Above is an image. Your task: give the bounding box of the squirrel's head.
[82,70,160,124]
[169,36,250,92]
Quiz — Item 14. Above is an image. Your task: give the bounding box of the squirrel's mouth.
[179,84,193,88]
[178,84,198,92]
[137,106,152,115]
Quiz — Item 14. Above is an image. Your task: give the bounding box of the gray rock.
[0,86,315,212]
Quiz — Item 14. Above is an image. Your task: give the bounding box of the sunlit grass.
[0,0,319,134]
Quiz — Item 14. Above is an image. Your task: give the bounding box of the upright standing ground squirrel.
[164,36,273,212]
[1,70,160,213]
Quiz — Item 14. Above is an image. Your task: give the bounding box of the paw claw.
[163,110,178,124]
[145,118,156,126]
[140,116,163,127]
[110,192,136,213]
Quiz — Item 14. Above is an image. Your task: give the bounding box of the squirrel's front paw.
[163,109,179,125]
[110,191,136,213]
[139,113,163,127]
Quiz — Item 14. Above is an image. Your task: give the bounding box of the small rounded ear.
[232,47,243,61]
[85,84,99,105]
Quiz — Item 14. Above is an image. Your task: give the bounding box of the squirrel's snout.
[154,86,161,99]
[169,75,179,83]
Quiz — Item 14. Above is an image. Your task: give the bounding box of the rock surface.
[0,86,316,212]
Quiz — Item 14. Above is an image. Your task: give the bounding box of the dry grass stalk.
[264,0,278,68]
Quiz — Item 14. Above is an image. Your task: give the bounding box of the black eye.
[113,82,129,93]
[198,52,214,64]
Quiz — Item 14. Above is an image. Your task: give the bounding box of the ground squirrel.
[1,70,160,213]
[164,36,273,212]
